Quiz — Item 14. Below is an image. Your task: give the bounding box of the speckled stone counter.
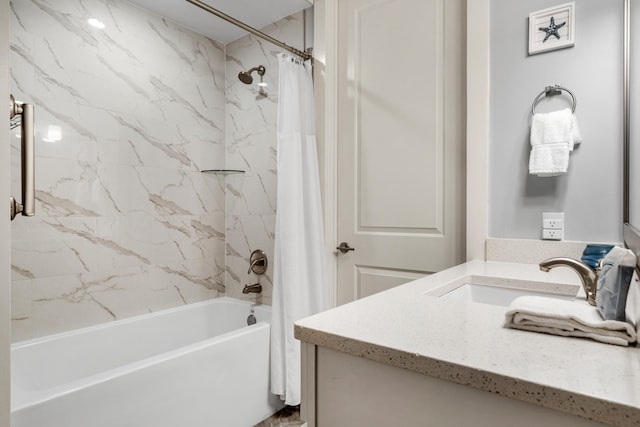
[295,261,640,427]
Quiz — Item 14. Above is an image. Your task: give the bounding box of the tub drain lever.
[247,304,257,325]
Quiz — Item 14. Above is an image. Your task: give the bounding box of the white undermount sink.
[426,276,581,307]
[440,283,578,307]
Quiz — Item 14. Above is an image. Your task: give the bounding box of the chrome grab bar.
[9,95,35,220]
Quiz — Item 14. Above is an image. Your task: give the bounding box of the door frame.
[1,0,12,425]
[313,0,490,307]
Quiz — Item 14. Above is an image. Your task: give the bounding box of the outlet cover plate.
[542,229,563,240]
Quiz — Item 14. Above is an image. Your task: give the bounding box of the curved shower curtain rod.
[184,0,312,61]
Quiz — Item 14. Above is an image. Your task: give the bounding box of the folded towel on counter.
[504,296,637,346]
[529,108,582,176]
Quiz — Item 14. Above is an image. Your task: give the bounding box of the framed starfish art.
[528,2,575,55]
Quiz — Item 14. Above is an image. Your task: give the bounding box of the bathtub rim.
[12,297,272,412]
[12,297,268,349]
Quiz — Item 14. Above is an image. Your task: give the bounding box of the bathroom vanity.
[295,261,640,427]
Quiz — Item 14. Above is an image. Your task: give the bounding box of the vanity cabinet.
[296,261,640,426]
[301,344,606,427]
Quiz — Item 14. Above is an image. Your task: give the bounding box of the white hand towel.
[529,143,570,176]
[529,108,582,176]
[504,296,637,346]
[568,113,582,150]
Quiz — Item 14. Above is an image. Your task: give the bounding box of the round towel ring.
[531,85,577,115]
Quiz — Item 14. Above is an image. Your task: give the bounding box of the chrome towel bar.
[9,94,35,221]
[531,84,577,115]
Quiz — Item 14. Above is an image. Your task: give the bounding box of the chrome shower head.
[238,65,265,85]
[238,71,253,84]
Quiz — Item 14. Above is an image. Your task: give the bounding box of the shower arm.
[246,66,265,76]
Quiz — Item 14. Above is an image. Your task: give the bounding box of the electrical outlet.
[543,219,563,229]
[542,228,563,240]
[542,212,564,240]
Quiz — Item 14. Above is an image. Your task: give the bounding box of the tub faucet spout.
[242,283,262,294]
[539,257,597,306]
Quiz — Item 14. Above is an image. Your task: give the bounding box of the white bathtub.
[11,298,284,427]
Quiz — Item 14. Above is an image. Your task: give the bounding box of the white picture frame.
[528,2,575,55]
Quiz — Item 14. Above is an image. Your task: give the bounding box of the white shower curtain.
[270,53,328,406]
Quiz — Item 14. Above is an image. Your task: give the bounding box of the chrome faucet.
[242,283,262,294]
[539,257,597,305]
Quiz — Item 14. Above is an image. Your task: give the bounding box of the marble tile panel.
[85,266,199,320]
[11,279,32,322]
[12,238,96,281]
[9,1,35,52]
[96,164,139,215]
[11,1,96,53]
[11,319,33,344]
[34,40,138,113]
[30,273,121,337]
[149,260,224,297]
[109,113,195,170]
[193,214,226,258]
[11,0,228,340]
[184,138,226,172]
[148,214,223,265]
[36,157,122,217]
[133,167,214,216]
[226,93,277,134]
[189,171,226,214]
[32,102,99,162]
[226,171,277,216]
[12,217,100,280]
[11,277,33,342]
[8,39,36,102]
[94,215,152,272]
[218,173,244,214]
[97,137,141,166]
[226,128,278,172]
[145,76,223,135]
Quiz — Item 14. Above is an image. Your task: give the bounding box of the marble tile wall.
[224,13,305,305]
[10,0,227,341]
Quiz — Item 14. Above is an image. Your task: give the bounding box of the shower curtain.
[270,53,328,406]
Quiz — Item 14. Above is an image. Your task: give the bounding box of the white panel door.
[336,0,465,304]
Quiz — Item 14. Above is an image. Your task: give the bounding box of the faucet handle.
[248,249,268,275]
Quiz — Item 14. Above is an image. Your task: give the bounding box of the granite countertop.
[294,260,640,427]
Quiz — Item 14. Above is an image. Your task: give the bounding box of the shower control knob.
[336,242,355,254]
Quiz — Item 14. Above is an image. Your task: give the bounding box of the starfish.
[539,16,566,42]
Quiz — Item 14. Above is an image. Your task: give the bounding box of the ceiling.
[127,0,313,44]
